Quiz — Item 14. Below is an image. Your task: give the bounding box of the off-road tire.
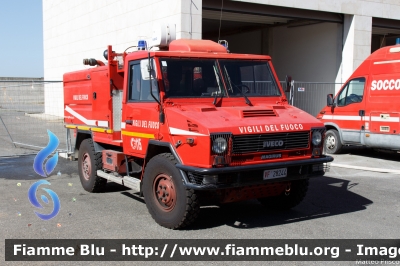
[324,129,343,154]
[78,139,107,192]
[143,153,199,229]
[258,179,309,210]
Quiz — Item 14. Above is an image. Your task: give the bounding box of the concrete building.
[43,0,400,116]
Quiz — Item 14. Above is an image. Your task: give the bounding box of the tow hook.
[285,184,291,196]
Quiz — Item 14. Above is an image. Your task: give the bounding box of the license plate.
[261,153,282,160]
[263,168,287,180]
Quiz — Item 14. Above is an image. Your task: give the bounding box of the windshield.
[219,60,281,97]
[159,58,225,98]
[159,58,280,98]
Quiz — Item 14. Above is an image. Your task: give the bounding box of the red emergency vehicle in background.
[63,26,333,229]
[318,43,400,154]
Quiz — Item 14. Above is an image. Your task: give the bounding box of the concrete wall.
[240,0,400,21]
[339,15,372,85]
[270,22,342,83]
[42,0,201,116]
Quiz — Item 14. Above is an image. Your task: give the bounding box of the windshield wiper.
[223,66,252,106]
[212,64,223,106]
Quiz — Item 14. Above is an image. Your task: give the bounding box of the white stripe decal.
[370,116,399,122]
[322,115,361,121]
[121,122,126,129]
[374,59,400,65]
[169,127,208,136]
[98,121,109,127]
[65,106,109,127]
[323,115,399,123]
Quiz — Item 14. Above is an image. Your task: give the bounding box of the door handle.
[125,120,133,125]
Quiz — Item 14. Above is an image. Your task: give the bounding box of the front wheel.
[324,129,343,154]
[78,139,107,192]
[143,153,199,229]
[258,179,309,210]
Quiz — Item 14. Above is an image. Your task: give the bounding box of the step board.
[97,170,140,192]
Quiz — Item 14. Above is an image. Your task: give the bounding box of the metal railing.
[0,80,65,156]
[283,82,342,117]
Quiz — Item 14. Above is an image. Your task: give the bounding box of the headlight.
[212,137,227,154]
[312,131,322,146]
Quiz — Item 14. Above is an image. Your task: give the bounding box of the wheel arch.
[324,122,345,145]
[74,130,92,159]
[143,140,190,190]
[74,131,123,159]
[144,140,182,165]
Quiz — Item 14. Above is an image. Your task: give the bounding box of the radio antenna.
[218,0,224,42]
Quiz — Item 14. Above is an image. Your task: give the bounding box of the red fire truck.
[63,31,333,229]
[318,44,400,154]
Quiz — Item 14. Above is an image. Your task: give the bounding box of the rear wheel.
[78,139,107,192]
[258,179,309,210]
[143,153,199,229]
[324,129,343,154]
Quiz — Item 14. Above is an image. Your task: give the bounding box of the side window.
[336,77,365,107]
[128,62,141,101]
[128,60,159,102]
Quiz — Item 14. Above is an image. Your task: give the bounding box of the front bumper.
[176,156,334,190]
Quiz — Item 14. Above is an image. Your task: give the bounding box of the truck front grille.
[232,131,310,154]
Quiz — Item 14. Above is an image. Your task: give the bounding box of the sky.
[0,0,43,78]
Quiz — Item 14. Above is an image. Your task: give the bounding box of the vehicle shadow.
[338,146,400,162]
[0,155,78,180]
[121,191,145,203]
[102,182,132,193]
[185,175,372,230]
[1,156,134,194]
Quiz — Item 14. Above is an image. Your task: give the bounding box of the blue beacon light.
[138,40,147,50]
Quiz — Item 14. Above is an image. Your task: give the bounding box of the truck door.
[122,59,160,157]
[331,77,366,144]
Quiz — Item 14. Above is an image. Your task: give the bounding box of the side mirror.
[285,75,292,92]
[140,59,157,80]
[327,94,334,107]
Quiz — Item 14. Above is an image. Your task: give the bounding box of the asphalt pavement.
[0,147,399,266]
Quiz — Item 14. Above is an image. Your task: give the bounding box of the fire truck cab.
[318,43,400,154]
[63,27,333,229]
